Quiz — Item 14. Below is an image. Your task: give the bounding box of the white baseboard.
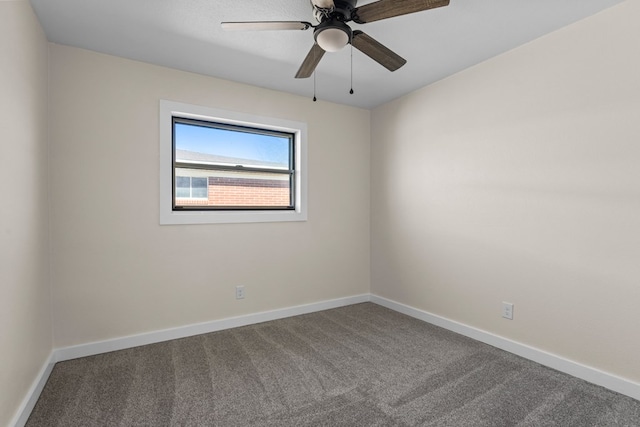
[371,294,640,402]
[55,294,371,362]
[10,352,56,427]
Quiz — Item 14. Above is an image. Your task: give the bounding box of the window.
[160,101,307,225]
[172,118,295,210]
[175,176,208,199]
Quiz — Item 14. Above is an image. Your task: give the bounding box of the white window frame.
[160,100,308,225]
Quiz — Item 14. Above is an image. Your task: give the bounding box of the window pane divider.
[174,162,293,175]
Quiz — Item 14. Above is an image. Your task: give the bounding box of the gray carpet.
[27,303,640,426]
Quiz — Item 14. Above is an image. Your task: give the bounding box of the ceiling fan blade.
[311,0,335,9]
[221,21,312,31]
[352,0,449,24]
[295,44,326,78]
[351,30,406,71]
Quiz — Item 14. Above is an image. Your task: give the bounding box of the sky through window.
[175,122,290,168]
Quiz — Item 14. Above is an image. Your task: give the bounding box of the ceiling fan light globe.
[316,28,349,52]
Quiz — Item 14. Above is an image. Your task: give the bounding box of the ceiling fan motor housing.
[313,0,357,23]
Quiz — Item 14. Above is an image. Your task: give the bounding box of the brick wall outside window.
[176,176,290,207]
[208,176,290,206]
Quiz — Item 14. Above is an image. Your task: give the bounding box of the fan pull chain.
[313,71,317,102]
[350,44,354,95]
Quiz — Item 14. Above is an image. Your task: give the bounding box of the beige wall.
[48,44,371,348]
[0,1,51,425]
[371,0,640,383]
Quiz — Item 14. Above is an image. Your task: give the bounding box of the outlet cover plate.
[502,302,514,320]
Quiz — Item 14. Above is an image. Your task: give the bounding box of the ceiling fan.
[221,0,450,79]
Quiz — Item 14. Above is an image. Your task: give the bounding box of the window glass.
[172,118,294,211]
[174,122,290,170]
[192,177,208,198]
[175,176,191,198]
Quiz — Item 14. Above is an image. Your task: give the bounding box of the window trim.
[160,100,307,225]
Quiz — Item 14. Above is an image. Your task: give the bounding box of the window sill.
[160,208,307,225]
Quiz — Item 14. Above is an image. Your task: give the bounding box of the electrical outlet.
[502,302,514,320]
[235,285,245,300]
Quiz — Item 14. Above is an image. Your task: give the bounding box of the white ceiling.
[30,0,625,109]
